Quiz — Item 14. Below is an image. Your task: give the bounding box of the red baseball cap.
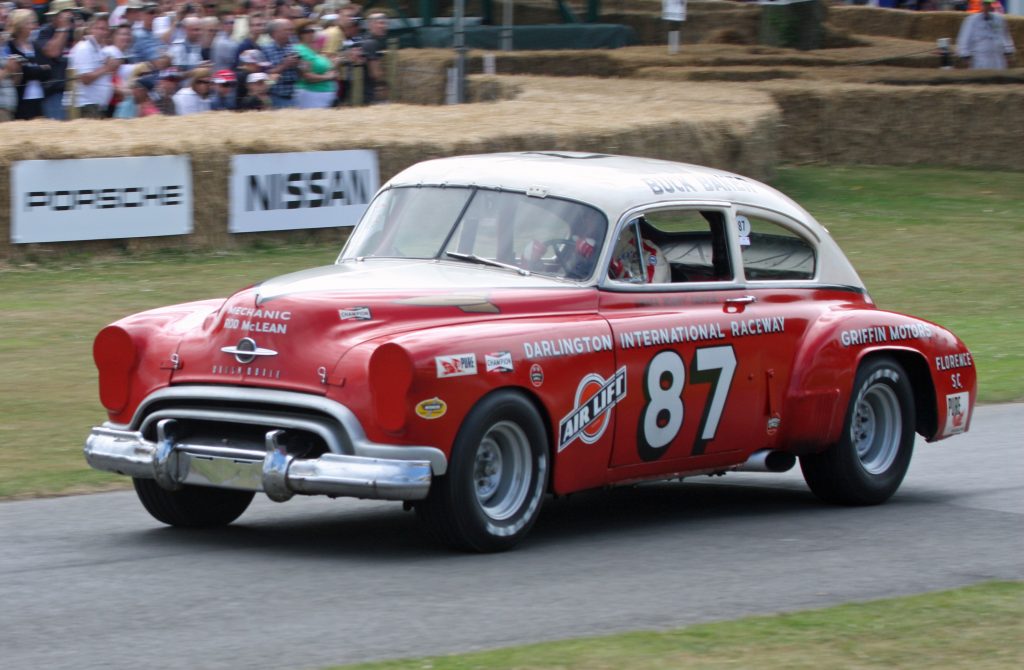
[213,70,237,84]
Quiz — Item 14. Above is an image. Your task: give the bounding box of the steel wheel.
[800,356,916,506]
[852,383,902,475]
[473,421,532,522]
[417,391,549,552]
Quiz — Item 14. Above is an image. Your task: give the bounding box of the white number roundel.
[642,350,685,450]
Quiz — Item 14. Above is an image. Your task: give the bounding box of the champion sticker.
[943,392,970,436]
[529,363,544,387]
[436,353,477,378]
[485,351,514,373]
[557,367,627,452]
[415,397,447,420]
[339,307,372,321]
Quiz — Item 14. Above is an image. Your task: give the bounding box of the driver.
[608,220,670,283]
[521,207,605,280]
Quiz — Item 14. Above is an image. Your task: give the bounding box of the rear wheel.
[800,356,915,505]
[133,478,255,527]
[417,391,549,552]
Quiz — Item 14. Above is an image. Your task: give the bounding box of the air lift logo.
[558,367,627,452]
[943,392,970,436]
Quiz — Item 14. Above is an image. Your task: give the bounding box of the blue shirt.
[132,27,163,64]
[261,41,298,99]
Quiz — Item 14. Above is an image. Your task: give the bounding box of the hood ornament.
[220,337,278,364]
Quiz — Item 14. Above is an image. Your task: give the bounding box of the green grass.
[0,165,1021,498]
[328,581,1024,670]
[0,244,339,498]
[773,166,1024,403]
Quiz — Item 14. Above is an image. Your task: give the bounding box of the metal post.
[453,0,466,104]
[501,0,513,52]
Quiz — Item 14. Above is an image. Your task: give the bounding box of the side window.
[737,214,816,281]
[626,209,733,284]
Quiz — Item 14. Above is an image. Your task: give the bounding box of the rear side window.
[737,214,815,281]
[638,209,734,283]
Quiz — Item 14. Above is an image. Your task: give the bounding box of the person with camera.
[261,17,298,108]
[69,12,118,118]
[35,0,77,120]
[5,8,50,120]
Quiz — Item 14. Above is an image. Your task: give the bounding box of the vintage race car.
[85,152,976,551]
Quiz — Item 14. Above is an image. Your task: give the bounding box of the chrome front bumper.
[85,419,435,502]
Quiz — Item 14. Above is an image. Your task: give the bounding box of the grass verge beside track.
[0,166,1020,498]
[328,581,1024,670]
[773,166,1023,404]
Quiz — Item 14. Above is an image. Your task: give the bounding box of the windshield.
[339,186,608,281]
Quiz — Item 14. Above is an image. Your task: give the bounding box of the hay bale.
[0,75,781,261]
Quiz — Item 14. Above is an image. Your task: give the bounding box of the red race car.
[85,153,976,551]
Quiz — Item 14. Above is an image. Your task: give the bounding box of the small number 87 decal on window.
[637,345,737,461]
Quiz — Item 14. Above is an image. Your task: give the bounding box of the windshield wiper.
[445,251,530,276]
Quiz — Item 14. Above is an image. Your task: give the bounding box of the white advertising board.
[663,0,687,22]
[229,150,379,233]
[11,156,192,244]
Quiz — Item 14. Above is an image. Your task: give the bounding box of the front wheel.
[800,356,916,505]
[417,391,549,552]
[133,478,255,527]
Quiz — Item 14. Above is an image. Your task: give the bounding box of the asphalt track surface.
[2,403,1021,670]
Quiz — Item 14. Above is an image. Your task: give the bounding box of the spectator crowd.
[0,0,391,120]
[1,1,1018,122]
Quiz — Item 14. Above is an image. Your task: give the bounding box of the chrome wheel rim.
[851,383,902,475]
[473,421,532,521]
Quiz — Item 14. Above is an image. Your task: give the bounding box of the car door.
[598,205,779,476]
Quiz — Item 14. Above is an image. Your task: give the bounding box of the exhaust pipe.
[736,449,796,473]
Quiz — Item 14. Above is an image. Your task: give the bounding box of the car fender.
[328,315,618,493]
[95,299,224,425]
[779,307,976,452]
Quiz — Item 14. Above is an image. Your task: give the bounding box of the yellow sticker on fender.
[415,397,447,420]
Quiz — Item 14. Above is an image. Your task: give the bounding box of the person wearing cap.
[957,0,1015,70]
[172,65,213,114]
[152,65,179,114]
[35,0,76,120]
[113,61,158,117]
[293,18,336,108]
[234,47,267,101]
[237,69,270,110]
[209,67,236,109]
[110,0,145,31]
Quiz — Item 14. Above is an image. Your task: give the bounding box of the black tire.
[800,356,915,506]
[133,478,255,528]
[417,390,549,552]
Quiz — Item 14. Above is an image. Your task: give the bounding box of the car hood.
[170,259,595,394]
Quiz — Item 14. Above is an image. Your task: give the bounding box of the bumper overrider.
[84,386,447,502]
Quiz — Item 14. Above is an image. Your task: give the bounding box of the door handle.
[725,296,757,305]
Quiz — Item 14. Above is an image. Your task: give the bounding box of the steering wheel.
[539,238,579,275]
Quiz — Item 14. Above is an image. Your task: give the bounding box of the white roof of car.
[386,152,818,228]
[384,152,864,291]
